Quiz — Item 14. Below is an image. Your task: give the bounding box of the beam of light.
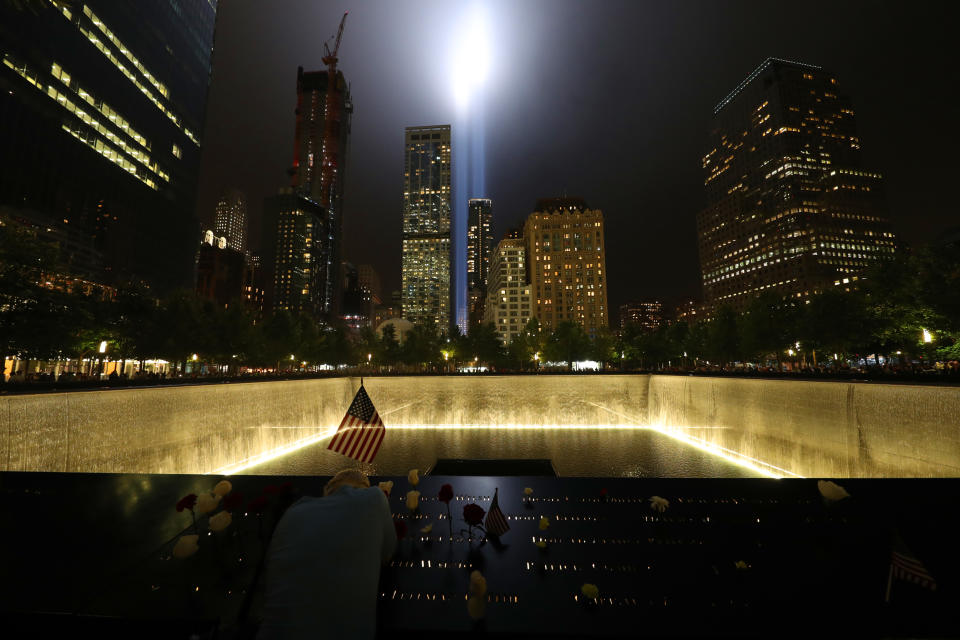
[450,4,490,112]
[450,3,491,334]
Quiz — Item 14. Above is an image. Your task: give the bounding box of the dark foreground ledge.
[1,472,958,638]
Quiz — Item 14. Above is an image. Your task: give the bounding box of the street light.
[98,341,107,378]
[922,328,933,344]
[367,353,372,363]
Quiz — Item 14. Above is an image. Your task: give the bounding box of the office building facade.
[263,188,327,318]
[0,0,217,292]
[401,125,452,334]
[214,189,248,254]
[466,198,493,324]
[697,58,897,311]
[289,65,353,318]
[484,236,533,344]
[356,263,382,304]
[196,239,245,307]
[524,197,609,335]
[619,301,663,332]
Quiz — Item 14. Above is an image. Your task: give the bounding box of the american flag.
[886,533,937,601]
[891,548,937,590]
[484,488,510,537]
[326,384,385,464]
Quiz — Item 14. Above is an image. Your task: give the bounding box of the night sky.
[197,0,958,317]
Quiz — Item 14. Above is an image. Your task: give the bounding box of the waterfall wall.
[1,375,957,477]
[646,376,960,477]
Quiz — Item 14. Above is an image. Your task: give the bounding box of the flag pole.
[884,562,893,603]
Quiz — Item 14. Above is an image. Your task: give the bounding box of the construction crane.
[319,11,348,210]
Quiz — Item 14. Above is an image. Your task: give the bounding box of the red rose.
[463,503,485,526]
[599,488,608,498]
[263,484,280,495]
[438,484,454,504]
[223,492,244,511]
[248,496,268,513]
[394,519,407,540]
[176,494,197,512]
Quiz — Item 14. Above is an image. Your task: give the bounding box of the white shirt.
[257,486,396,639]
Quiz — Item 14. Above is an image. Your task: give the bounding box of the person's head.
[323,469,370,496]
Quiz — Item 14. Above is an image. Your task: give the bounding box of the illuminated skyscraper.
[402,125,452,334]
[484,235,532,344]
[0,0,217,292]
[356,264,382,304]
[697,58,897,311]
[524,197,609,335]
[263,188,327,318]
[289,65,353,318]
[214,189,248,254]
[466,198,492,325]
[619,301,663,332]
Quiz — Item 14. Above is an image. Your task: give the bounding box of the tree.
[377,323,402,365]
[466,321,504,367]
[401,323,440,368]
[112,282,161,371]
[706,305,740,366]
[739,292,797,365]
[589,327,617,368]
[797,288,867,365]
[544,321,590,370]
[319,325,356,366]
[255,309,299,370]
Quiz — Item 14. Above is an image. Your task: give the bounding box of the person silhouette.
[257,469,396,639]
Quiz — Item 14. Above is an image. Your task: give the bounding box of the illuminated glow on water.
[207,427,339,476]
[230,424,789,479]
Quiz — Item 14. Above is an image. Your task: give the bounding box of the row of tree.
[622,242,960,368]
[2,220,958,374]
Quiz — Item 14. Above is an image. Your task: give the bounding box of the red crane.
[318,11,348,209]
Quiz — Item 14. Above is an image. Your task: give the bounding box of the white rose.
[209,510,233,532]
[213,480,232,497]
[406,490,420,511]
[817,480,850,501]
[196,492,221,515]
[173,534,199,558]
[649,496,669,513]
[467,595,486,620]
[469,570,487,598]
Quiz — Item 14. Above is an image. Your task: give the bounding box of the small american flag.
[891,549,937,590]
[484,488,510,537]
[326,384,385,464]
[886,533,936,601]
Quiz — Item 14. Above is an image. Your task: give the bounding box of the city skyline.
[196,0,958,316]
